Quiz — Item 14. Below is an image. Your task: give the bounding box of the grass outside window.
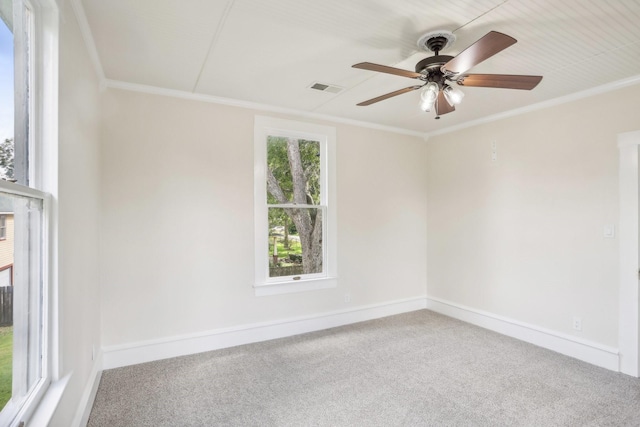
[0,326,11,409]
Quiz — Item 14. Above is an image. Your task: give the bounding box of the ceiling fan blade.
[457,74,543,90]
[442,31,517,75]
[435,90,455,115]
[357,85,422,106]
[353,62,423,79]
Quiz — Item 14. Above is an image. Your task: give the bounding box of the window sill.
[254,276,337,296]
[1,374,70,427]
[24,374,70,427]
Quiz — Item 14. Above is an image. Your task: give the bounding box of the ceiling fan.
[352,30,542,118]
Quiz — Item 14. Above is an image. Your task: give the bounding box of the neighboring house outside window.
[0,203,15,288]
[254,116,337,296]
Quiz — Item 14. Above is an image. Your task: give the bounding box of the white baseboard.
[102,296,428,370]
[72,350,103,427]
[427,296,620,372]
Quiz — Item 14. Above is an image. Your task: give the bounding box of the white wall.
[99,89,428,348]
[426,83,640,348]
[49,0,102,424]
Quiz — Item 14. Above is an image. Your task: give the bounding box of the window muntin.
[254,116,337,295]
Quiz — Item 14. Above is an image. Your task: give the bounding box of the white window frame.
[0,215,6,240]
[0,0,59,425]
[254,116,337,296]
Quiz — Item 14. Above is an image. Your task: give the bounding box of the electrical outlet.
[604,224,615,238]
[344,293,351,303]
[573,317,582,331]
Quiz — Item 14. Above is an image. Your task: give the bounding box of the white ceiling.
[79,0,640,135]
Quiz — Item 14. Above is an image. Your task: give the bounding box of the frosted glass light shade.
[420,82,438,111]
[443,84,465,105]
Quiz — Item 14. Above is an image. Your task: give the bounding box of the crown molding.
[426,74,640,138]
[105,73,640,141]
[103,79,426,138]
[69,0,105,82]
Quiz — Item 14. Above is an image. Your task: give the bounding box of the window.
[0,191,45,425]
[254,116,337,296]
[0,0,56,425]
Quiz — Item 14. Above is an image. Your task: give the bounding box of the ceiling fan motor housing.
[415,55,454,87]
[414,55,454,73]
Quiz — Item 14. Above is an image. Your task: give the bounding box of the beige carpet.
[88,310,640,426]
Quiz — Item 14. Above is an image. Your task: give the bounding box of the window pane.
[0,195,13,411]
[0,10,13,412]
[268,207,322,277]
[0,9,14,182]
[0,192,42,414]
[266,136,320,205]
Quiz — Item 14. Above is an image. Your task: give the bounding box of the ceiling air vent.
[309,82,344,94]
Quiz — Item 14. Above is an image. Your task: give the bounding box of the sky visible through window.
[0,19,11,143]
[0,17,11,411]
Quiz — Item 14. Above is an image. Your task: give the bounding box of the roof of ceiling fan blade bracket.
[417,30,456,53]
[446,76,461,87]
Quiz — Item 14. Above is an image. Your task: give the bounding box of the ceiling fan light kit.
[420,82,438,111]
[352,30,542,118]
[443,84,465,105]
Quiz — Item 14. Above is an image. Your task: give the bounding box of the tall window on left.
[0,1,51,425]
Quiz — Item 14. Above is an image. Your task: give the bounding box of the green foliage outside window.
[266,136,323,276]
